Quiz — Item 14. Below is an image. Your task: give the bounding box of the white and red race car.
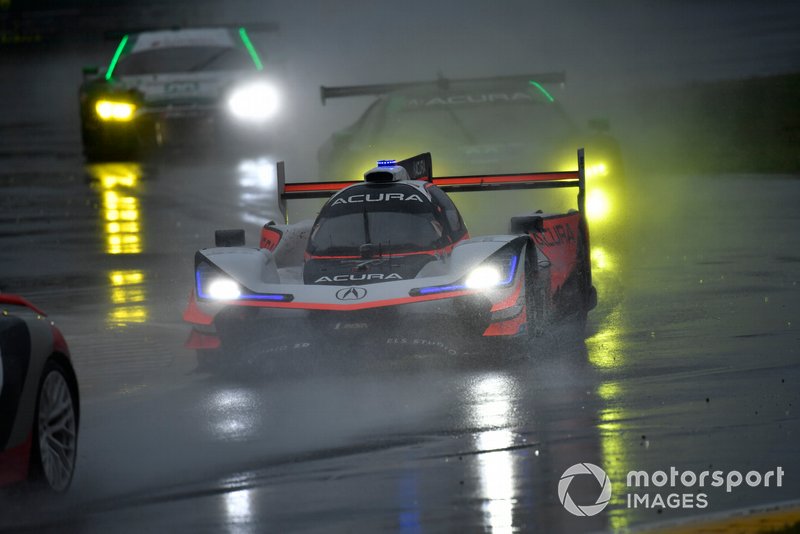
[184,150,596,367]
[0,295,79,492]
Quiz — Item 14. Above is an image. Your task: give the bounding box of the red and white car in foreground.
[0,295,79,492]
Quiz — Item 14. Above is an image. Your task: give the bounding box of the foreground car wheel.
[31,360,78,492]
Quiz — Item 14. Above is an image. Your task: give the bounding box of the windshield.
[115,46,253,76]
[309,211,444,255]
[371,94,577,145]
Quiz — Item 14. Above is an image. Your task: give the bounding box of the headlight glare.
[464,266,503,289]
[207,278,241,300]
[95,100,136,121]
[586,188,611,221]
[227,82,279,122]
[586,162,608,179]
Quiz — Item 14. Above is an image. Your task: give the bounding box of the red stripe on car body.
[483,309,527,337]
[183,290,215,325]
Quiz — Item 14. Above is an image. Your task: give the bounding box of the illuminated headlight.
[586,188,611,221]
[95,100,136,121]
[412,253,519,296]
[586,162,608,179]
[464,266,503,289]
[207,278,241,300]
[227,82,279,122]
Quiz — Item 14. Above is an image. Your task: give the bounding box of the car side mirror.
[509,215,544,234]
[588,118,610,133]
[215,229,246,247]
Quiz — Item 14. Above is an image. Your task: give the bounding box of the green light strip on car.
[238,27,264,71]
[105,34,129,81]
[529,80,555,103]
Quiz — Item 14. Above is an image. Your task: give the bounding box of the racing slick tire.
[29,358,79,493]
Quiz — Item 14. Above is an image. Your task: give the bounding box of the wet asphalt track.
[1,91,800,534]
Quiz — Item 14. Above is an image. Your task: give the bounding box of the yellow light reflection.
[89,163,144,255]
[588,306,631,531]
[591,247,616,273]
[110,271,143,285]
[597,381,619,401]
[107,270,148,324]
[108,306,148,323]
[88,163,149,327]
[471,374,518,534]
[598,403,630,531]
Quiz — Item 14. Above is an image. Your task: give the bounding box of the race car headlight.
[586,188,611,221]
[195,262,294,302]
[464,266,503,289]
[207,278,241,300]
[412,253,519,296]
[95,100,136,121]
[227,82,279,122]
[585,161,608,179]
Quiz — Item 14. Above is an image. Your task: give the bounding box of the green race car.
[318,73,624,227]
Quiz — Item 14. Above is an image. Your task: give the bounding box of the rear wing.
[277,149,585,223]
[320,72,566,105]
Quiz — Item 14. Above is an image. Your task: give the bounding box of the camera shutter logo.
[558,463,612,517]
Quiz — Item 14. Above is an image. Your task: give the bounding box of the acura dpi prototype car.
[318,73,624,226]
[184,150,596,367]
[0,295,80,492]
[79,26,278,160]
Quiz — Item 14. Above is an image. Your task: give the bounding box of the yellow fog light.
[586,162,608,179]
[95,100,136,121]
[586,188,611,221]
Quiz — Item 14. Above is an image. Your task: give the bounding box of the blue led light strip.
[415,255,519,296]
[195,270,289,301]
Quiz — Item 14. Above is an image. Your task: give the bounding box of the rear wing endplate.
[320,72,566,105]
[277,149,585,223]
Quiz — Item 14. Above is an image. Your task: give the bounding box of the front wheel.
[525,246,550,339]
[30,359,79,493]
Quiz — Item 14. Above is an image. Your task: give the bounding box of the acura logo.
[335,287,367,301]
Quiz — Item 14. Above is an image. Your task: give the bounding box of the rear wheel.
[575,228,594,324]
[30,359,78,493]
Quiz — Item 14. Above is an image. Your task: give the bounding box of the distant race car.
[183,150,596,367]
[79,26,279,160]
[0,295,80,492]
[318,73,624,226]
